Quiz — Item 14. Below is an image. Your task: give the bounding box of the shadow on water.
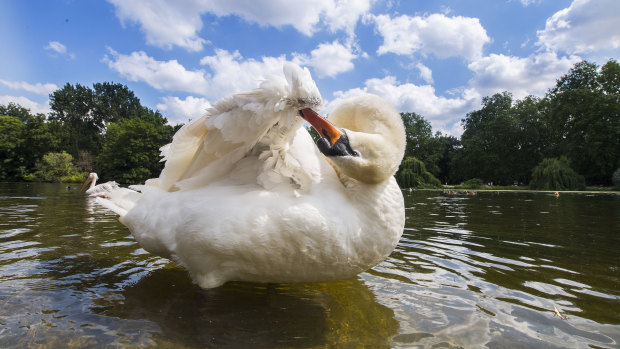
[93,269,399,348]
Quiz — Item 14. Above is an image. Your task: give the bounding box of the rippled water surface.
[0,183,618,348]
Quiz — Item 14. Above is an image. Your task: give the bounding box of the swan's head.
[80,172,98,191]
[301,94,406,184]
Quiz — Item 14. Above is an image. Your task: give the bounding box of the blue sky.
[1,0,619,136]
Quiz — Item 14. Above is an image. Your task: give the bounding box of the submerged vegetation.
[1,60,619,189]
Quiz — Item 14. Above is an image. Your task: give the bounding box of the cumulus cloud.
[326,76,479,136]
[467,52,581,99]
[293,41,357,78]
[0,80,58,95]
[537,0,620,55]
[107,0,371,51]
[103,48,210,95]
[416,63,434,84]
[0,96,51,115]
[199,49,290,98]
[372,13,491,61]
[156,96,212,124]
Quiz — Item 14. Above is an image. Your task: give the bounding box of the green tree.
[0,115,26,180]
[511,96,548,184]
[26,151,86,183]
[48,82,153,161]
[97,113,176,183]
[400,112,443,175]
[48,83,99,158]
[598,60,620,95]
[396,156,441,188]
[92,82,150,123]
[0,102,33,122]
[460,92,517,185]
[529,157,585,190]
[546,60,620,185]
[434,133,461,184]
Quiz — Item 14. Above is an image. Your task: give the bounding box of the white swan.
[97,63,406,289]
[81,172,119,198]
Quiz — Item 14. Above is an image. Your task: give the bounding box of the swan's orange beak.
[299,108,343,146]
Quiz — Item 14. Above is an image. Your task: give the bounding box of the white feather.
[96,63,406,289]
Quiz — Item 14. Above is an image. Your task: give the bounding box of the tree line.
[0,82,180,184]
[1,60,619,188]
[396,59,620,189]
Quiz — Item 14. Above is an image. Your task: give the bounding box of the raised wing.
[147,63,322,192]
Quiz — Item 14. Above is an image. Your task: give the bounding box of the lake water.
[0,183,618,348]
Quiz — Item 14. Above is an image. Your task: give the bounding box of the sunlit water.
[0,183,618,348]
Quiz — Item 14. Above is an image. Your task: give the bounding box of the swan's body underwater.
[97,63,406,289]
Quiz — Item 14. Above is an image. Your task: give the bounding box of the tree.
[400,112,443,176]
[25,151,86,183]
[434,133,461,184]
[546,60,620,185]
[97,113,176,183]
[529,157,585,190]
[48,83,99,158]
[92,82,150,123]
[0,102,34,122]
[550,61,600,94]
[0,115,26,180]
[511,96,548,184]
[598,60,620,95]
[396,157,441,188]
[48,82,153,161]
[459,92,517,185]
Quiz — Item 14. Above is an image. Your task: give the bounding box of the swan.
[81,172,119,198]
[96,63,406,289]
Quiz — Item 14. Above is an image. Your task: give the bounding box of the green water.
[0,183,618,348]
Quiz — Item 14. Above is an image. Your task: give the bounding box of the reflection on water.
[0,183,618,348]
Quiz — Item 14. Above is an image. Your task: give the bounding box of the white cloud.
[0,80,58,95]
[104,48,302,101]
[0,96,51,115]
[467,52,581,99]
[44,41,74,59]
[373,13,491,61]
[294,41,357,78]
[45,41,66,54]
[103,48,210,95]
[537,0,620,55]
[199,49,288,98]
[107,0,207,51]
[326,76,478,136]
[107,0,371,51]
[156,96,212,124]
[416,63,433,84]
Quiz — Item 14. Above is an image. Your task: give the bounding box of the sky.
[1,0,619,136]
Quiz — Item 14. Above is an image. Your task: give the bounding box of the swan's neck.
[89,176,97,189]
[346,176,404,227]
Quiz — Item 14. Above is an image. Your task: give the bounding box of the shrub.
[26,151,87,183]
[396,157,442,188]
[463,178,483,189]
[529,157,585,190]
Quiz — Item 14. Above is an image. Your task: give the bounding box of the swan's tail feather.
[95,187,141,217]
